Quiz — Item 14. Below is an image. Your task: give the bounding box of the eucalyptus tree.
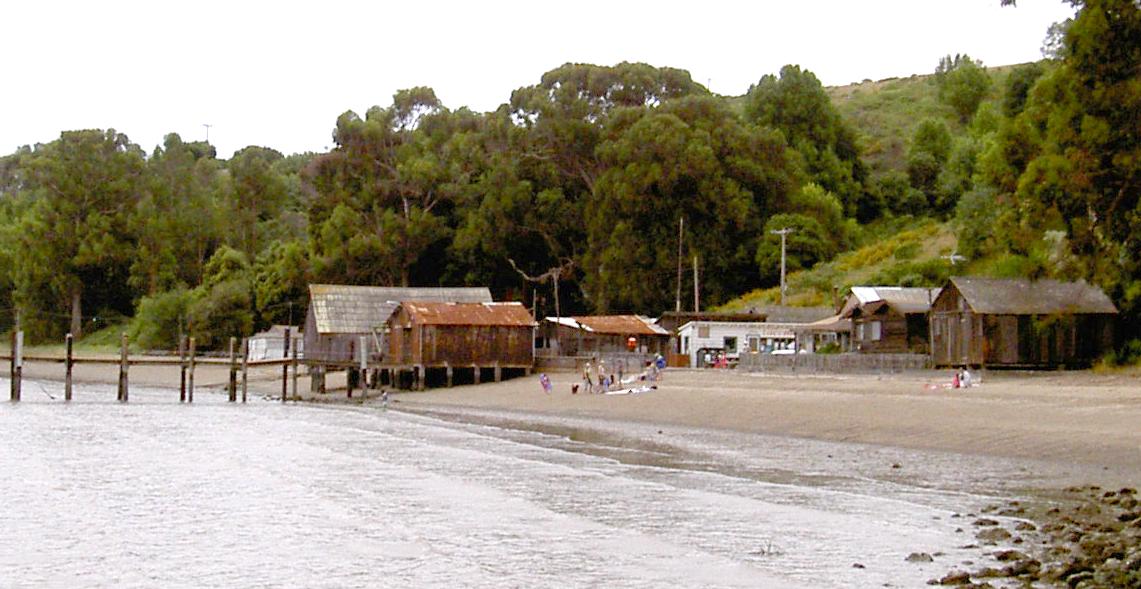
[744,65,868,219]
[586,95,801,312]
[131,133,225,295]
[460,62,709,311]
[305,87,472,287]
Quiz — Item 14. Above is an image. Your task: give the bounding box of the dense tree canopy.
[2,23,1139,359]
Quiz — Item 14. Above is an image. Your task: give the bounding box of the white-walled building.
[677,321,801,367]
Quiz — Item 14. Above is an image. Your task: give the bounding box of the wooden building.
[840,286,940,354]
[303,284,493,368]
[387,301,536,387]
[930,277,1117,368]
[537,315,670,358]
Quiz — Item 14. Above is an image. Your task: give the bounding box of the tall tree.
[226,146,288,260]
[586,95,800,311]
[935,54,993,122]
[305,88,466,287]
[744,65,868,218]
[456,63,708,310]
[12,130,145,339]
[131,133,225,295]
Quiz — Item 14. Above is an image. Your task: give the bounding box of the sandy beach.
[10,357,1140,488]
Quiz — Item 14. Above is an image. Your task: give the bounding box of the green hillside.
[826,65,1019,175]
[720,219,959,312]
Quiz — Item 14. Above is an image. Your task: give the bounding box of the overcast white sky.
[2,1,1076,159]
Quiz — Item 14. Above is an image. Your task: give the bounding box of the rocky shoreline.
[931,486,1141,587]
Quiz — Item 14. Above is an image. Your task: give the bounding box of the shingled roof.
[308,285,493,334]
[949,277,1118,315]
[399,302,536,327]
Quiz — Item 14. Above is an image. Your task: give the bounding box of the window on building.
[683,336,690,353]
[698,325,710,338]
[724,337,737,354]
[748,336,759,353]
[870,321,882,341]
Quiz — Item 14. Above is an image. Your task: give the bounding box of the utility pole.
[770,227,795,306]
[203,123,213,143]
[675,217,684,313]
[693,255,699,312]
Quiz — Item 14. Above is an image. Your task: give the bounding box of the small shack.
[537,315,670,358]
[303,284,493,369]
[677,321,806,367]
[386,301,536,388]
[930,277,1117,368]
[840,286,940,354]
[247,325,303,361]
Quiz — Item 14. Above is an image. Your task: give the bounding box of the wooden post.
[415,365,424,391]
[228,337,237,403]
[64,333,73,402]
[117,332,129,403]
[281,328,291,403]
[494,361,502,383]
[10,330,22,402]
[355,335,367,400]
[291,334,299,402]
[445,362,453,388]
[188,337,196,403]
[473,364,480,385]
[240,337,249,404]
[179,335,187,403]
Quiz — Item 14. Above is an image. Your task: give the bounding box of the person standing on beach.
[596,360,606,393]
[582,361,594,394]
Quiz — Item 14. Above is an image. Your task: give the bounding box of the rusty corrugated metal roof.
[568,315,669,336]
[402,302,537,326]
[951,277,1118,315]
[308,285,493,334]
[841,287,940,317]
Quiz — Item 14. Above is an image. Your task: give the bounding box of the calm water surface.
[1,379,1042,588]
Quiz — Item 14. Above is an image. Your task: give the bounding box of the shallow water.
[1,379,1039,588]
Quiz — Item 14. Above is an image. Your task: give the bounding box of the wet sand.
[9,358,1141,487]
[391,368,1141,489]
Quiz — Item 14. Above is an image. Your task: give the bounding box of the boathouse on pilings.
[930,277,1117,368]
[303,284,493,390]
[386,301,536,389]
[841,286,941,354]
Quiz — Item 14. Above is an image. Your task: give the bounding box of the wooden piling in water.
[188,337,196,403]
[10,330,22,402]
[64,333,73,402]
[291,335,299,402]
[117,332,129,403]
[179,335,187,403]
[446,362,453,388]
[228,337,237,403]
[281,328,291,403]
[241,337,249,404]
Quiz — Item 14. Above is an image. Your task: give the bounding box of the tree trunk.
[70,290,83,339]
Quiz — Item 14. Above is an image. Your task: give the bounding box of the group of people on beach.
[562,355,665,394]
[951,366,973,388]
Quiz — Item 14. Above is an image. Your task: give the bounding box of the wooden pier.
[3,331,300,403]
